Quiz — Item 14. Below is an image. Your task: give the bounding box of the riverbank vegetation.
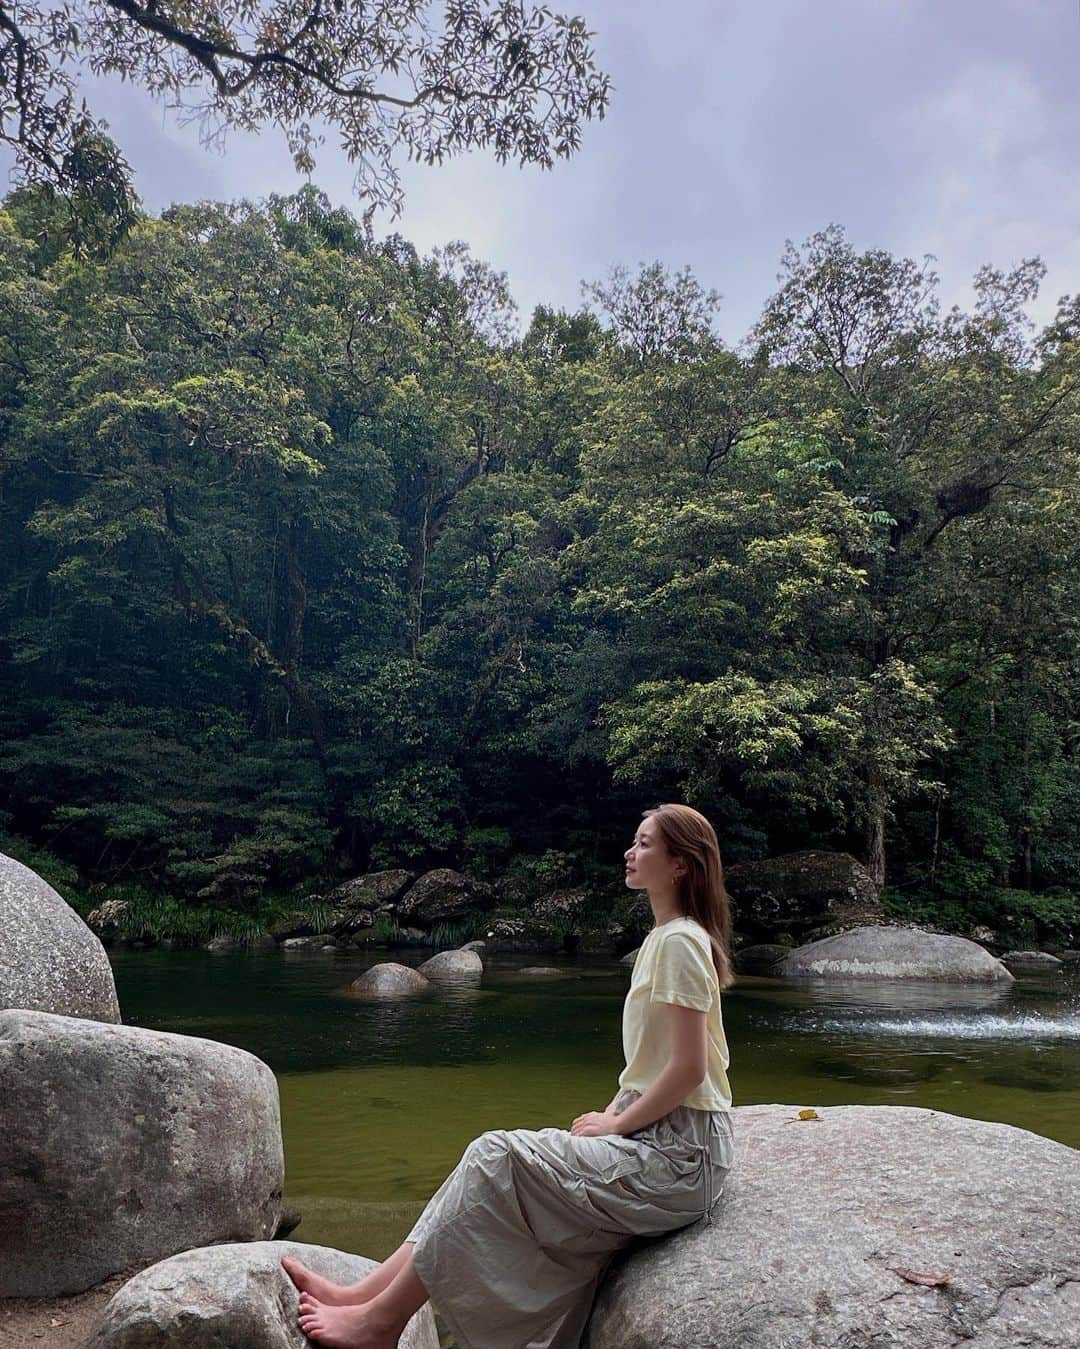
[1,186,1077,945]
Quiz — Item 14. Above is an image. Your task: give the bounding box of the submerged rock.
[417,949,483,981]
[587,1103,1080,1348]
[518,966,564,976]
[0,1009,283,1297]
[88,1241,438,1349]
[0,849,120,1023]
[1001,949,1064,974]
[778,924,1014,982]
[349,962,431,998]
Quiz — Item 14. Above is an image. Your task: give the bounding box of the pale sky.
[5,0,1079,344]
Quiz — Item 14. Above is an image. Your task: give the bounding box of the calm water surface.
[110,946,1080,1261]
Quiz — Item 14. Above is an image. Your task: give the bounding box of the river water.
[110,946,1079,1263]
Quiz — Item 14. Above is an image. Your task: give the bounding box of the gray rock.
[417,949,483,981]
[268,909,332,940]
[87,1241,438,1349]
[459,939,487,953]
[587,1103,1080,1349]
[778,924,1015,982]
[334,906,375,936]
[518,965,564,976]
[620,947,640,965]
[281,935,323,949]
[734,942,790,975]
[272,1205,303,1240]
[1002,949,1064,973]
[0,1009,283,1296]
[0,849,121,1023]
[389,925,433,947]
[325,871,415,937]
[725,849,883,939]
[350,962,431,998]
[85,898,130,944]
[326,868,416,911]
[396,868,496,926]
[206,934,236,953]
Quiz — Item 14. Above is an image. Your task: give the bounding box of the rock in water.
[0,849,120,1022]
[778,924,1014,981]
[587,1103,1080,1348]
[349,962,431,997]
[417,949,483,981]
[87,1241,439,1348]
[0,1009,284,1296]
[1002,949,1064,974]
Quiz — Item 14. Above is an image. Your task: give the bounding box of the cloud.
[893,57,1080,329]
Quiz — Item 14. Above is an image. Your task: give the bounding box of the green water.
[110,946,1080,1262]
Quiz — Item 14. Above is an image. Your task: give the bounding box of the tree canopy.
[0,191,1077,948]
[0,0,610,215]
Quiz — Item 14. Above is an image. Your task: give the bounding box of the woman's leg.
[281,1240,413,1308]
[297,1245,430,1349]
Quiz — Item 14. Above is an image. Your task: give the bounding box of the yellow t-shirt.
[617,915,733,1112]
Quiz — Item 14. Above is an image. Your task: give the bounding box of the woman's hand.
[570,1108,622,1137]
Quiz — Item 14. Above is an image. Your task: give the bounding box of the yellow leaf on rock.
[797,1108,820,1120]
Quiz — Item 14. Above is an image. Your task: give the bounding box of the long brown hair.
[643,802,735,991]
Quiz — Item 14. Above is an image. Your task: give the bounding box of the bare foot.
[281,1256,375,1308]
[297,1292,400,1348]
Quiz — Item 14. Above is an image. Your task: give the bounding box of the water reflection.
[738,974,1017,1012]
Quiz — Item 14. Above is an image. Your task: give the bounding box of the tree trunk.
[864,778,887,890]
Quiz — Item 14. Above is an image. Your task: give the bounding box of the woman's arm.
[571,1002,707,1138]
[608,1002,707,1135]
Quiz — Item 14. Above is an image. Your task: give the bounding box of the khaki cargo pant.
[405,1086,735,1349]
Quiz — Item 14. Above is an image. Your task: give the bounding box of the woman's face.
[624,821,681,893]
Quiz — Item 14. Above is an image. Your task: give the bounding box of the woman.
[283,802,736,1349]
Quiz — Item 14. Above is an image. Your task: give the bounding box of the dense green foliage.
[1,189,1077,942]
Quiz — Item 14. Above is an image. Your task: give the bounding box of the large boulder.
[327,868,416,910]
[87,1241,438,1349]
[0,1009,284,1297]
[325,869,416,935]
[0,849,120,1023]
[349,962,431,998]
[396,868,496,927]
[481,910,563,954]
[587,1103,1080,1348]
[778,924,1015,982]
[724,850,883,939]
[417,948,483,982]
